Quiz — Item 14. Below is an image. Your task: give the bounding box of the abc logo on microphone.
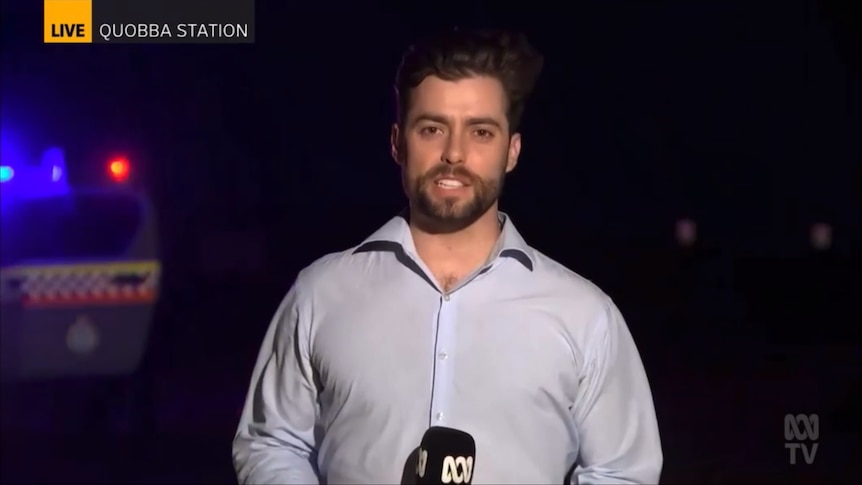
[442,455,473,484]
[417,448,474,484]
[417,448,428,477]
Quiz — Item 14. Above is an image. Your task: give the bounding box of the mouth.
[434,178,470,189]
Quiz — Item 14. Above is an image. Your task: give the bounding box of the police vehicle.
[1,131,160,430]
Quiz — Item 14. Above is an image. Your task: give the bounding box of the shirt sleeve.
[232,279,321,484]
[570,300,663,484]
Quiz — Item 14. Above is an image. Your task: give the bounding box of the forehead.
[407,75,507,120]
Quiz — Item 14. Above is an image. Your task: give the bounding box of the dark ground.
[1,243,859,484]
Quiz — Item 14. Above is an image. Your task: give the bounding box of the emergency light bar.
[0,146,132,202]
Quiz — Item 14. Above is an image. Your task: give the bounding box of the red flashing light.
[108,158,130,182]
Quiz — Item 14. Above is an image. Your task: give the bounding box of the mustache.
[420,165,479,184]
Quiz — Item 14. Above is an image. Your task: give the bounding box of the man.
[233,29,662,484]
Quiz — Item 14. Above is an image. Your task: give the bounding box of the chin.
[430,211,472,222]
[430,199,472,216]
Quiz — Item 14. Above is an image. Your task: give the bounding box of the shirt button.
[436,412,445,421]
[442,294,450,301]
[438,351,448,360]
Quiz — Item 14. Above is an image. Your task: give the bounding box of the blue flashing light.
[1,146,70,200]
[0,166,13,183]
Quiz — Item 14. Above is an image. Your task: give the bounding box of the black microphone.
[415,426,476,485]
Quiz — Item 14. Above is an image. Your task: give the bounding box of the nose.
[442,133,465,165]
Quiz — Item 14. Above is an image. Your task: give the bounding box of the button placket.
[430,293,456,426]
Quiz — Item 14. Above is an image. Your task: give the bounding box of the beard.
[406,162,505,233]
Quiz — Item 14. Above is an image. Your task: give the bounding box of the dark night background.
[1,0,860,483]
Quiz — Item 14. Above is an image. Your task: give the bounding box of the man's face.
[391,75,521,231]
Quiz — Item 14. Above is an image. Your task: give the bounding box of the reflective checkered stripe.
[0,260,160,308]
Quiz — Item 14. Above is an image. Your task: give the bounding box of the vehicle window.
[0,193,144,264]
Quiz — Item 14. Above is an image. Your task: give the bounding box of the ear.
[390,123,402,166]
[505,132,522,173]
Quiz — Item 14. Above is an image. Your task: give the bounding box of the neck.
[409,205,502,266]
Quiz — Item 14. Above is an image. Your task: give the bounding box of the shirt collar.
[354,210,534,271]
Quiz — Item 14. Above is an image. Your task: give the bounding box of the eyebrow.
[411,113,504,130]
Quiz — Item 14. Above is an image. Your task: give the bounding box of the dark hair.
[394,29,544,134]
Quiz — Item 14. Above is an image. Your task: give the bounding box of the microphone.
[415,426,476,485]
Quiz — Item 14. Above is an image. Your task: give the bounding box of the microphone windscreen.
[415,426,476,484]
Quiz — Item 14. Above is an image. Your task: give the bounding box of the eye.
[419,126,442,135]
[475,129,493,139]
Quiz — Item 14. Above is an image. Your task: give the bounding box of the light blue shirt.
[233,213,662,484]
